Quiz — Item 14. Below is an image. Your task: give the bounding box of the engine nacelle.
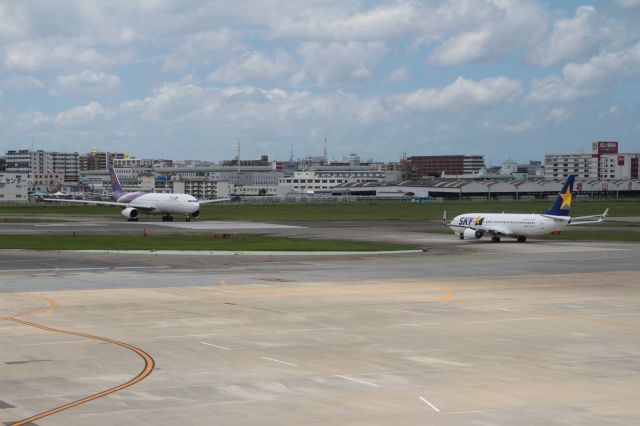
[121,207,139,220]
[463,228,483,239]
[191,210,200,218]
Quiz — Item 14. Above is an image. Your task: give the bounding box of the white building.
[500,159,518,175]
[0,172,29,202]
[277,168,399,197]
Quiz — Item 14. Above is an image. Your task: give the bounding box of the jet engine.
[463,228,483,239]
[191,210,200,218]
[121,207,139,220]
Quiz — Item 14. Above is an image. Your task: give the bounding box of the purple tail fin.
[108,165,126,200]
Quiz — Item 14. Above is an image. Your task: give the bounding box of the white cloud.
[528,6,624,68]
[615,0,640,9]
[163,28,245,71]
[428,0,548,65]
[55,102,109,127]
[4,40,111,71]
[293,41,388,85]
[396,76,523,113]
[269,2,418,41]
[528,42,640,102]
[2,74,44,92]
[483,119,536,133]
[387,67,408,83]
[51,70,121,97]
[545,106,573,125]
[208,50,295,84]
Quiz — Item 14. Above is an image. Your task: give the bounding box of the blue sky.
[1,0,639,165]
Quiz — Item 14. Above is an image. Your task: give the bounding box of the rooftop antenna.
[236,140,241,173]
[290,143,294,162]
[323,137,328,163]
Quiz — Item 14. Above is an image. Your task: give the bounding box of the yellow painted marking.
[4,294,155,426]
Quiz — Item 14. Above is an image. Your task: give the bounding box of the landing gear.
[162,215,173,222]
[459,233,464,240]
[516,235,527,243]
[127,218,138,222]
[491,236,501,243]
[185,214,191,222]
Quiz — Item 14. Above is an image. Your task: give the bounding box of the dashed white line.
[493,317,545,322]
[334,375,379,387]
[156,333,218,339]
[200,342,232,350]
[261,356,298,367]
[389,322,442,327]
[419,396,440,412]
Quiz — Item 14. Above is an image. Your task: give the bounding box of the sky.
[1,0,639,166]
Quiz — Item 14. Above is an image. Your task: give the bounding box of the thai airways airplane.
[45,165,229,222]
[443,175,608,242]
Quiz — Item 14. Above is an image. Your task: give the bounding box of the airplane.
[44,165,230,222]
[442,175,608,243]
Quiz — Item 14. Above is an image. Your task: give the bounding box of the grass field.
[0,199,636,221]
[0,234,416,251]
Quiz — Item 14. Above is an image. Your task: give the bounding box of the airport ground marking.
[334,375,379,387]
[419,396,441,412]
[261,356,298,367]
[200,341,232,350]
[4,294,155,426]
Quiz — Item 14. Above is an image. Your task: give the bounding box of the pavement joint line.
[261,357,298,367]
[22,340,94,346]
[419,396,441,412]
[200,342,232,350]
[334,375,379,387]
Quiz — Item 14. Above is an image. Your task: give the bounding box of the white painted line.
[493,317,544,322]
[593,313,638,317]
[389,322,442,327]
[419,396,440,412]
[23,340,93,346]
[156,333,218,339]
[200,342,232,350]
[278,327,341,333]
[334,375,379,387]
[261,356,298,367]
[35,224,107,227]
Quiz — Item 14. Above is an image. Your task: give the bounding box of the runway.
[1,219,639,425]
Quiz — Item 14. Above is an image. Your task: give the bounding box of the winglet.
[442,210,448,225]
[601,208,609,220]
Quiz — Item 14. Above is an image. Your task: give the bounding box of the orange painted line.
[4,296,155,426]
[219,278,227,286]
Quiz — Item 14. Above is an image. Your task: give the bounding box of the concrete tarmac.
[1,219,639,425]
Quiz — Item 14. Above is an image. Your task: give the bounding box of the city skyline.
[0,1,639,164]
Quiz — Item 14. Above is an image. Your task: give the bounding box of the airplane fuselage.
[449,213,569,239]
[122,193,201,215]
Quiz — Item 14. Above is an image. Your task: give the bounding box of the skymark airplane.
[45,165,229,222]
[443,175,608,242]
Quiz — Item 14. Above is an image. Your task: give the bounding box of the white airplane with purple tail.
[45,165,229,222]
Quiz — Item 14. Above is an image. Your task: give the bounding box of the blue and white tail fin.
[543,175,575,217]
[108,165,126,200]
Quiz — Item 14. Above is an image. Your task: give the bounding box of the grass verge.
[542,230,640,242]
[0,234,416,252]
[0,199,636,221]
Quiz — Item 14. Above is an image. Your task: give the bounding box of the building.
[277,167,399,197]
[79,150,126,171]
[28,173,65,193]
[545,141,638,180]
[0,172,28,202]
[399,155,486,179]
[5,150,79,184]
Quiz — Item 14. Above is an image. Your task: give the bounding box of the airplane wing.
[569,208,609,225]
[43,198,127,207]
[197,197,231,204]
[43,198,156,212]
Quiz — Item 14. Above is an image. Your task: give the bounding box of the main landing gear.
[491,236,501,243]
[162,215,173,222]
[516,235,527,243]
